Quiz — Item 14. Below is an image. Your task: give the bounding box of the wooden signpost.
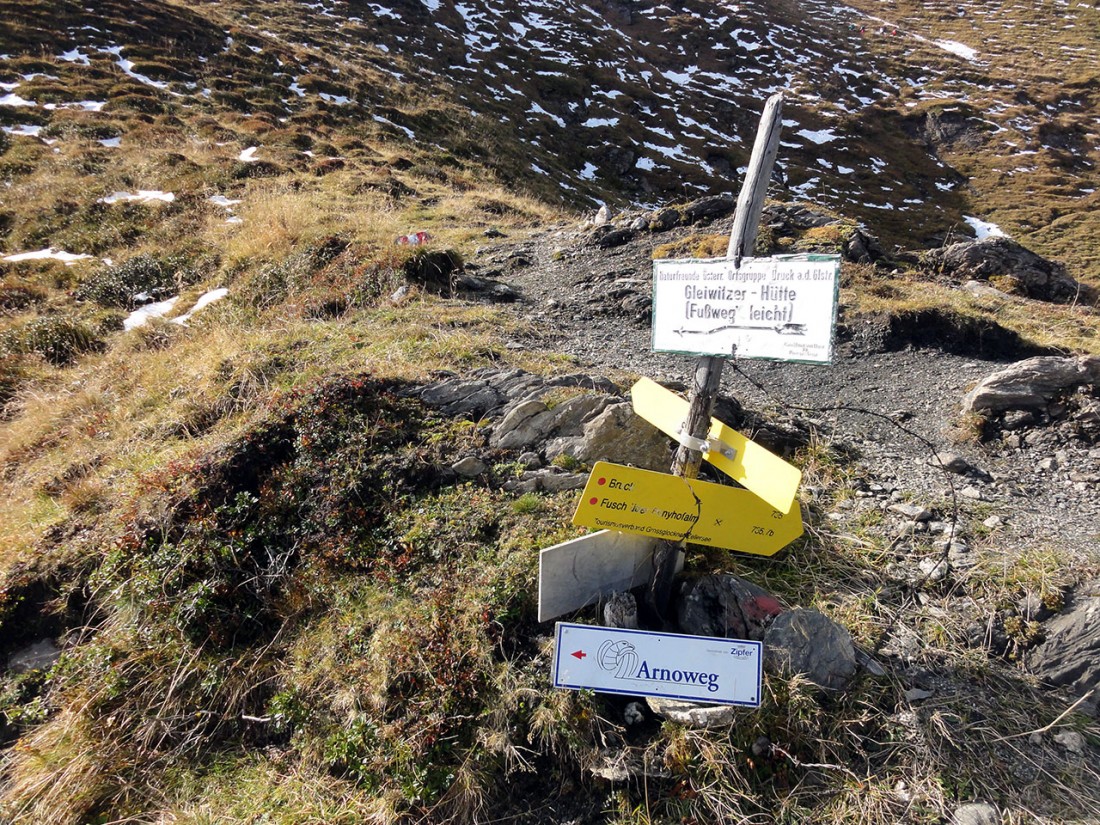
[647,91,788,620]
[540,93,840,710]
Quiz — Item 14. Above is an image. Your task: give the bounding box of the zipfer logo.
[598,638,722,693]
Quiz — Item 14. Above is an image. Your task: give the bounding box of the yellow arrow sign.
[630,377,801,513]
[572,461,802,556]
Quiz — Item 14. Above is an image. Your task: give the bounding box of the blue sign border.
[552,622,763,707]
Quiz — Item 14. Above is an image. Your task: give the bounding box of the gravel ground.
[468,220,1100,563]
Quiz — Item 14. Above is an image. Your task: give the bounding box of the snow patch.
[99,190,176,204]
[964,216,1007,239]
[173,288,230,326]
[3,248,93,265]
[124,297,179,331]
[934,40,979,61]
[797,128,839,145]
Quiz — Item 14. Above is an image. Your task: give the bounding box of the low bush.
[76,254,199,310]
[0,280,48,312]
[0,315,104,365]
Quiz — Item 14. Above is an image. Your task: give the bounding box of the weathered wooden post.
[646,92,785,621]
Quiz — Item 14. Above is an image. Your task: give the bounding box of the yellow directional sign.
[572,461,802,556]
[630,377,801,513]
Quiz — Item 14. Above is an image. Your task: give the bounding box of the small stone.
[931,451,974,474]
[451,456,487,477]
[1038,457,1058,472]
[904,687,934,701]
[763,609,858,691]
[918,557,951,582]
[518,451,542,469]
[623,702,646,725]
[983,515,1004,529]
[646,697,739,727]
[1053,730,1086,755]
[888,502,933,521]
[629,216,647,231]
[390,284,410,303]
[953,801,1001,825]
[1002,410,1035,430]
[959,486,984,500]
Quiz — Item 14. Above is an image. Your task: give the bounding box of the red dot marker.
[589,497,598,505]
[598,477,607,485]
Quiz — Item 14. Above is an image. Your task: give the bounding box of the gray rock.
[623,702,646,725]
[645,697,739,727]
[1027,580,1100,702]
[1053,730,1086,755]
[8,639,61,674]
[953,802,1000,825]
[603,591,639,629]
[536,470,588,493]
[491,393,614,451]
[492,399,555,449]
[763,609,858,691]
[595,228,634,249]
[918,556,951,582]
[678,575,785,642]
[888,502,934,521]
[593,203,612,226]
[518,451,542,470]
[931,451,975,474]
[963,356,1100,415]
[1001,409,1036,429]
[925,236,1083,302]
[569,402,671,472]
[648,208,680,231]
[629,216,648,232]
[679,194,736,224]
[451,456,487,477]
[590,747,668,781]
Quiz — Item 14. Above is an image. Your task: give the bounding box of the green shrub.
[0,280,48,312]
[0,315,104,365]
[0,354,29,408]
[76,254,195,309]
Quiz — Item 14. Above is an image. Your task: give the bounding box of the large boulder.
[963,356,1100,415]
[924,237,1083,302]
[764,608,858,692]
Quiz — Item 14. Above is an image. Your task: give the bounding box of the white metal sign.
[538,531,683,623]
[652,254,840,364]
[552,622,762,706]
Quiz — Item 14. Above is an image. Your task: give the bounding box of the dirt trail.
[469,219,1100,558]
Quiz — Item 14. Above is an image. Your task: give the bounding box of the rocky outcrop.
[963,356,1100,415]
[418,368,617,418]
[925,237,1084,302]
[1027,580,1100,714]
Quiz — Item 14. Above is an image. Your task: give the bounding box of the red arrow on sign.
[571,650,587,660]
